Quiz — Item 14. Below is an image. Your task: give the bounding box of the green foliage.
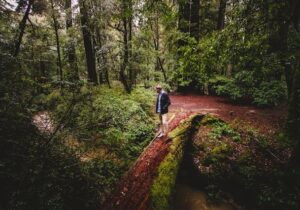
[253,81,287,106]
[0,80,155,210]
[209,120,241,142]
[175,37,206,91]
[129,87,156,116]
[0,113,113,210]
[215,73,286,106]
[208,76,232,95]
[174,35,221,91]
[46,85,156,162]
[191,115,300,210]
[173,2,290,107]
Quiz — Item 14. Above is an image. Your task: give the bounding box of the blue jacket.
[156,92,171,114]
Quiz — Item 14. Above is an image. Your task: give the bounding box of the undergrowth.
[190,115,298,210]
[0,85,156,210]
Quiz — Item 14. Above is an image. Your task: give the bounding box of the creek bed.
[174,183,238,210]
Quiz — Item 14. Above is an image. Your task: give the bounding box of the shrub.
[208,76,232,95]
[0,85,156,210]
[253,81,287,107]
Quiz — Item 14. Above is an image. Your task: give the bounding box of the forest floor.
[102,94,287,210]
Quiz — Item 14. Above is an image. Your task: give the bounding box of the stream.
[174,182,241,210]
[172,139,244,210]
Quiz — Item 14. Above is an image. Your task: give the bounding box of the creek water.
[173,183,241,210]
[172,141,244,210]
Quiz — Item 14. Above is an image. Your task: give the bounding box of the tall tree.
[289,50,300,162]
[152,3,168,82]
[119,0,133,93]
[283,0,300,162]
[90,0,110,87]
[178,0,200,41]
[79,0,98,84]
[65,0,79,82]
[217,0,227,30]
[13,0,34,57]
[50,0,63,81]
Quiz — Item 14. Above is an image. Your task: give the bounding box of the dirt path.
[170,95,287,134]
[102,95,287,210]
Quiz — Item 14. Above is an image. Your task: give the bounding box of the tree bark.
[128,7,134,87]
[158,57,168,82]
[178,0,200,40]
[50,0,63,81]
[285,0,300,163]
[95,28,111,87]
[13,0,34,57]
[79,0,98,84]
[65,0,79,82]
[288,52,300,162]
[120,17,131,93]
[119,0,133,93]
[217,0,227,30]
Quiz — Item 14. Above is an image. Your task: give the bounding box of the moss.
[237,151,252,164]
[200,114,221,125]
[211,143,230,154]
[150,115,202,210]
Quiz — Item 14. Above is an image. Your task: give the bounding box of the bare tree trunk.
[158,57,168,82]
[65,0,79,81]
[50,0,63,81]
[190,0,200,40]
[119,0,133,93]
[129,11,134,87]
[288,52,300,162]
[217,0,227,30]
[95,28,111,87]
[154,14,160,71]
[13,0,34,57]
[178,0,200,43]
[285,0,300,162]
[120,17,131,93]
[79,0,98,84]
[91,0,111,87]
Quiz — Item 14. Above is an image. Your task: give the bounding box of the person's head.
[156,84,162,93]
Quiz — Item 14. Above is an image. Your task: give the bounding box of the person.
[155,85,171,138]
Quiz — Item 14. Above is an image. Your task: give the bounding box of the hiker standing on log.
[155,85,171,138]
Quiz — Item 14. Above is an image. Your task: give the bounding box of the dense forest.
[0,0,299,210]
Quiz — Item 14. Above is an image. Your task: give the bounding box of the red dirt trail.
[102,95,287,210]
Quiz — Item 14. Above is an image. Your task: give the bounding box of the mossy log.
[150,114,203,210]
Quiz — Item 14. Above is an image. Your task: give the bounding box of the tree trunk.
[158,57,168,82]
[190,0,200,40]
[178,0,200,40]
[79,0,98,84]
[65,0,79,82]
[90,0,111,87]
[119,0,133,93]
[285,0,300,163]
[13,0,34,57]
[288,52,300,162]
[120,17,131,93]
[128,0,134,88]
[98,33,111,87]
[217,0,227,30]
[50,0,63,81]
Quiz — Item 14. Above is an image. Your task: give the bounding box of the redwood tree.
[79,0,98,84]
